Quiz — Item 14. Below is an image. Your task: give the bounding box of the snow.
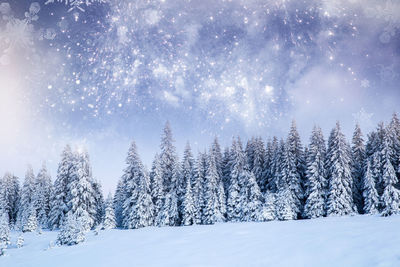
[2,215,400,267]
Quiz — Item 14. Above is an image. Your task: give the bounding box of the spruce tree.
[181,171,196,226]
[92,179,105,226]
[304,126,327,219]
[252,137,265,192]
[280,120,305,218]
[34,163,52,228]
[326,122,355,216]
[113,180,125,228]
[351,124,366,213]
[22,204,38,233]
[131,171,154,229]
[49,145,74,229]
[0,212,10,246]
[241,170,263,221]
[276,186,296,221]
[17,166,36,229]
[180,143,195,221]
[380,136,400,216]
[227,138,245,222]
[203,152,224,224]
[192,152,206,224]
[103,194,116,230]
[262,192,276,221]
[362,161,379,214]
[150,154,164,223]
[121,141,149,229]
[1,173,20,226]
[57,212,85,246]
[67,150,97,232]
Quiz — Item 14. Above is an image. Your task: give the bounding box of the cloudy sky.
[0,0,399,193]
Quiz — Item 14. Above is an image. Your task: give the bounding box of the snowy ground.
[2,215,400,267]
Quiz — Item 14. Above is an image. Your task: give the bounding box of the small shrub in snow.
[57,213,86,246]
[0,213,10,246]
[17,234,24,248]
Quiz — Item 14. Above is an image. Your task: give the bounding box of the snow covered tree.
[150,154,164,222]
[192,152,207,224]
[113,180,125,228]
[252,137,265,191]
[387,113,400,177]
[131,170,154,229]
[0,212,10,246]
[276,187,296,221]
[92,179,105,226]
[0,173,20,225]
[211,138,226,220]
[67,150,97,232]
[103,194,116,230]
[362,160,379,214]
[121,141,152,229]
[156,122,180,226]
[326,122,355,216]
[227,138,245,222]
[17,166,36,229]
[240,170,263,222]
[351,124,366,214]
[49,145,74,229]
[380,135,400,216]
[202,152,224,224]
[268,138,285,193]
[181,172,196,226]
[57,212,85,246]
[179,143,195,221]
[34,163,52,228]
[16,234,24,248]
[22,204,38,233]
[304,126,327,219]
[221,147,232,199]
[261,192,276,221]
[280,120,305,218]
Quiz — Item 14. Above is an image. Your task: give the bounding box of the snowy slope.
[2,215,400,267]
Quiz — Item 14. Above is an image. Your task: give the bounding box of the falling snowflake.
[45,0,106,12]
[353,108,374,129]
[360,79,370,88]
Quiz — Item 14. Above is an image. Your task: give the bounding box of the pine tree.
[280,120,305,218]
[0,212,10,246]
[221,147,231,199]
[304,126,327,219]
[103,194,116,230]
[113,180,125,228]
[262,192,276,221]
[34,163,52,228]
[180,143,195,221]
[1,173,20,226]
[131,170,154,229]
[211,138,226,220]
[241,170,263,222]
[252,137,265,192]
[49,145,74,229]
[157,122,180,226]
[17,166,36,229]
[276,187,296,221]
[351,124,366,214]
[269,138,285,193]
[262,139,273,193]
[121,141,149,229]
[203,152,224,224]
[150,154,164,223]
[326,122,355,216]
[57,212,85,246]
[192,152,206,224]
[92,179,105,227]
[67,150,97,232]
[227,138,245,222]
[388,113,400,177]
[362,161,379,214]
[16,234,24,248]
[23,204,38,233]
[380,135,400,216]
[182,171,196,226]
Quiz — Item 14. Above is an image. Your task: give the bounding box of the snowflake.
[360,79,370,88]
[352,108,374,129]
[45,0,106,12]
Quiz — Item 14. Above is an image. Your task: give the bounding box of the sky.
[0,0,399,194]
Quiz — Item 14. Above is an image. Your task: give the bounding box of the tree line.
[1,114,400,245]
